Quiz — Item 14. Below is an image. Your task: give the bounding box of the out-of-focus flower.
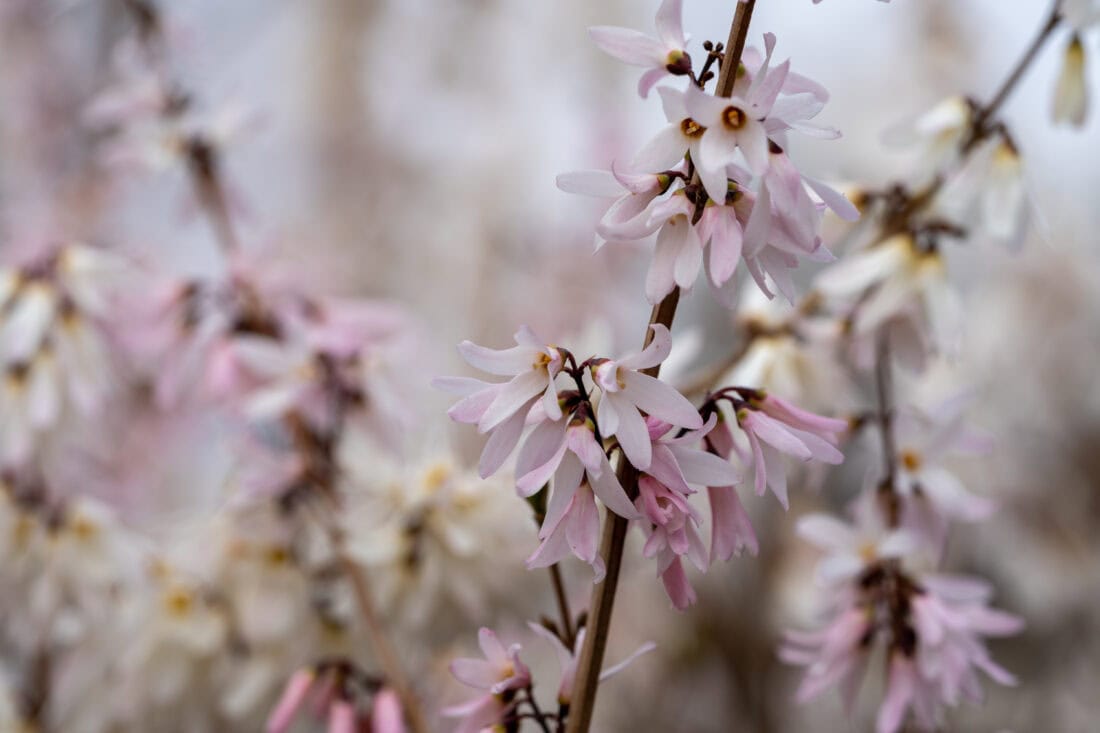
[588,0,690,98]
[1052,33,1089,127]
[443,628,530,733]
[0,244,132,465]
[784,512,1023,733]
[815,234,959,357]
[890,396,996,549]
[370,688,406,733]
[883,96,973,176]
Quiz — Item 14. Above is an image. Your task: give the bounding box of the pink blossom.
[734,392,847,508]
[556,166,673,250]
[328,699,358,733]
[266,668,316,733]
[592,323,703,470]
[443,628,531,733]
[370,689,406,733]
[588,0,690,98]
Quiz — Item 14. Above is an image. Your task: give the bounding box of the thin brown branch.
[339,553,432,733]
[566,6,760,727]
[548,564,576,649]
[188,139,241,254]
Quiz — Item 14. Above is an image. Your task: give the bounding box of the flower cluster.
[562,2,859,307]
[782,507,1022,733]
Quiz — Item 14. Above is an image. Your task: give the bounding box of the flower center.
[680,118,706,138]
[722,106,747,130]
[900,450,922,472]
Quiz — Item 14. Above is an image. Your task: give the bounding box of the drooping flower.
[733,391,847,508]
[815,233,960,357]
[1052,33,1089,127]
[443,628,531,733]
[591,323,703,470]
[588,0,691,98]
[784,510,1023,733]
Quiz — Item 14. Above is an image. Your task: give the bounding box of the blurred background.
[1,0,1098,731]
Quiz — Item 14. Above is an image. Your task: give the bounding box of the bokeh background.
[1,0,1098,731]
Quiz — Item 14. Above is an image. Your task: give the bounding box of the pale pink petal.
[266,669,315,733]
[457,341,538,376]
[370,689,406,733]
[654,0,685,48]
[632,124,689,174]
[328,700,357,733]
[477,370,545,432]
[708,485,758,561]
[588,26,666,67]
[622,370,702,429]
[556,170,624,197]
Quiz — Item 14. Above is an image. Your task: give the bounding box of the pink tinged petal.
[587,26,666,67]
[477,628,508,666]
[565,484,601,564]
[637,67,669,99]
[646,223,681,303]
[876,658,916,733]
[612,395,653,470]
[760,395,849,436]
[567,424,604,476]
[516,425,569,497]
[671,218,704,289]
[266,669,315,733]
[918,467,995,521]
[804,176,860,222]
[590,454,641,519]
[761,442,790,508]
[478,370,544,432]
[743,181,772,258]
[622,371,702,429]
[669,445,740,487]
[371,689,406,733]
[744,412,813,459]
[795,515,857,552]
[697,134,738,202]
[542,373,562,421]
[440,694,504,733]
[457,341,539,376]
[751,60,790,115]
[527,520,573,571]
[596,391,620,438]
[707,486,758,561]
[478,400,532,478]
[599,641,658,682]
[328,700,357,733]
[707,211,743,285]
[738,120,770,175]
[556,170,625,197]
[786,426,844,464]
[648,444,693,497]
[543,453,584,535]
[432,375,492,397]
[654,0,685,48]
[769,92,825,124]
[450,658,503,690]
[632,123,689,173]
[446,384,500,424]
[660,557,697,609]
[619,323,673,371]
[747,430,767,497]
